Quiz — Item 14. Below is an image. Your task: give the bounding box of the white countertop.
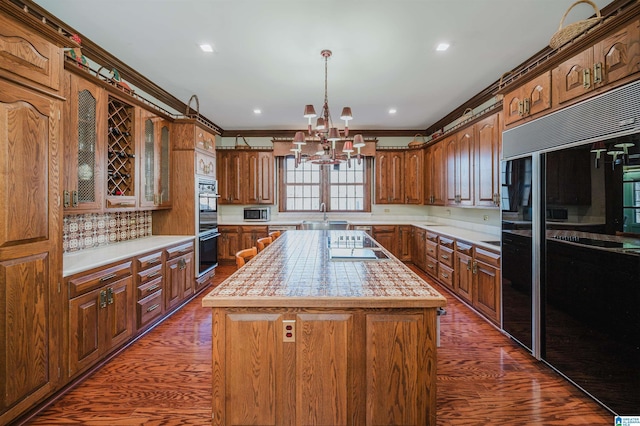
[63,235,195,277]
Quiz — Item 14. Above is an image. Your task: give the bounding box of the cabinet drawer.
[68,261,132,298]
[196,269,215,292]
[105,196,136,210]
[137,275,163,300]
[439,263,454,288]
[438,246,454,267]
[137,290,163,328]
[136,263,162,285]
[439,237,454,249]
[166,241,194,260]
[426,232,439,242]
[476,247,500,267]
[372,225,396,233]
[426,240,438,258]
[456,241,473,255]
[425,256,438,277]
[136,250,163,270]
[240,226,268,234]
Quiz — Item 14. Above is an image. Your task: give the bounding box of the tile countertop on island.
[63,235,195,277]
[202,230,447,309]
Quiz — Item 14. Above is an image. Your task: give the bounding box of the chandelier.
[291,49,365,167]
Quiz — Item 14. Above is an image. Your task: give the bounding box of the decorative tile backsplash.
[63,211,152,253]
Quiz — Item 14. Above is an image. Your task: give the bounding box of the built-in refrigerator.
[501,80,640,415]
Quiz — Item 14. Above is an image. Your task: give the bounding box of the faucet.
[320,202,327,222]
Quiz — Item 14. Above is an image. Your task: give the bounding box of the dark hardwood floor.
[23,264,612,425]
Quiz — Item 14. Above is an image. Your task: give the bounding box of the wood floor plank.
[22,264,612,425]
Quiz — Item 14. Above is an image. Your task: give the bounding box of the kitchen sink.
[300,220,349,230]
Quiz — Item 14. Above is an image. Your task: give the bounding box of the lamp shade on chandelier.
[292,49,364,167]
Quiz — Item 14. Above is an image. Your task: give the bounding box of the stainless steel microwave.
[244,207,270,222]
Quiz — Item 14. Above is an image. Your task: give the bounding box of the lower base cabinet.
[68,261,134,378]
[212,307,437,425]
[165,242,194,310]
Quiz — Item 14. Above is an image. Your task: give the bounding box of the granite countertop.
[202,230,447,309]
[63,235,195,277]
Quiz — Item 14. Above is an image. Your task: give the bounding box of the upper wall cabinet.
[424,141,445,206]
[138,109,171,209]
[404,149,424,204]
[553,18,640,105]
[503,71,551,126]
[375,150,404,204]
[217,149,275,205]
[0,12,62,92]
[445,130,474,207]
[474,112,502,208]
[63,72,106,213]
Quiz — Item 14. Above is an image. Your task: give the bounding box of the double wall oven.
[197,178,220,276]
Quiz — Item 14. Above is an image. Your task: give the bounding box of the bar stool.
[235,247,257,269]
[268,230,281,240]
[256,236,273,252]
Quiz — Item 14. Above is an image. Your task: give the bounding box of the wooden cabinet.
[372,225,397,256]
[218,150,275,205]
[437,236,455,290]
[454,241,474,304]
[473,247,501,324]
[218,226,241,264]
[241,225,269,251]
[63,72,106,212]
[404,149,423,204]
[375,150,404,204]
[553,19,640,105]
[424,232,439,279]
[474,112,501,208]
[546,148,591,205]
[246,151,275,204]
[165,242,194,310]
[153,120,220,236]
[411,226,427,272]
[504,71,552,125]
[397,225,413,261]
[0,78,63,422]
[212,307,435,425]
[445,130,473,206]
[424,141,446,206]
[138,108,171,209]
[68,261,134,377]
[135,250,164,330]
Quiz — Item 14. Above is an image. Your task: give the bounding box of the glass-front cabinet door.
[64,72,105,212]
[138,108,171,209]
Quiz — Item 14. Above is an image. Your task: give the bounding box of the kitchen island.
[202,230,446,425]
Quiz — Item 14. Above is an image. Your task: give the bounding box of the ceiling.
[33,0,613,133]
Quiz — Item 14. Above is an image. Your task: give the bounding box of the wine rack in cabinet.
[107,96,135,203]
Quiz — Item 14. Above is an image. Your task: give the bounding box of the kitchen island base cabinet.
[211,307,437,425]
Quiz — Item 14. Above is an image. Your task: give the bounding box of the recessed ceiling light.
[389,108,397,114]
[253,109,262,115]
[199,44,214,53]
[436,43,450,52]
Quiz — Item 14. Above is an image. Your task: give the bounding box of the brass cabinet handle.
[146,304,160,313]
[63,190,71,208]
[518,100,524,116]
[428,264,434,269]
[72,190,79,207]
[441,273,449,279]
[593,62,603,84]
[472,261,478,274]
[147,271,159,279]
[148,258,161,265]
[146,284,159,293]
[441,254,449,260]
[466,259,472,270]
[107,287,114,305]
[523,98,530,115]
[99,290,107,309]
[100,273,117,282]
[583,68,591,89]
[179,258,186,270]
